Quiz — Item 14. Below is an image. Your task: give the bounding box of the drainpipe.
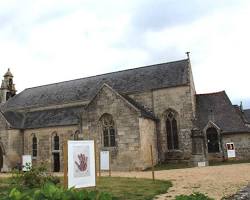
[220,131,225,161]
[21,129,25,155]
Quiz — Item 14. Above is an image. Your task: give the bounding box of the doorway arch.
[206,127,220,153]
[0,142,5,171]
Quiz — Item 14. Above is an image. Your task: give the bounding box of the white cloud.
[0,0,250,107]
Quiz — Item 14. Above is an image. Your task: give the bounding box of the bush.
[2,182,112,200]
[175,192,214,200]
[10,163,60,189]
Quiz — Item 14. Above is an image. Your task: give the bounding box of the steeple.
[0,68,16,103]
[4,68,13,78]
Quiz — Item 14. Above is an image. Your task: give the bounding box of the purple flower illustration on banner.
[75,153,88,171]
[73,145,90,177]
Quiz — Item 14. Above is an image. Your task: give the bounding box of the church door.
[53,153,60,172]
[207,127,220,153]
[0,146,3,170]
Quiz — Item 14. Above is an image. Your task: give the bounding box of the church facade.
[0,58,250,172]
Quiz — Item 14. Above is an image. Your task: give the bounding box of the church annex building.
[0,58,250,172]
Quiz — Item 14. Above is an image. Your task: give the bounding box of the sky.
[0,0,250,108]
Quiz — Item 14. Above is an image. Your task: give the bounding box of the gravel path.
[106,163,250,200]
[1,163,250,199]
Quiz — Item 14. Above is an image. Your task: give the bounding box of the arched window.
[32,135,37,157]
[166,111,179,150]
[100,114,116,147]
[6,92,11,100]
[74,130,80,140]
[54,134,59,150]
[206,127,220,153]
[9,78,13,87]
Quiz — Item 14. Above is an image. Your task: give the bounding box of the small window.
[54,135,59,150]
[74,130,80,140]
[6,92,11,100]
[9,79,13,86]
[32,135,37,157]
[100,114,116,147]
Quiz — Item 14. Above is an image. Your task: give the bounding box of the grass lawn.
[0,176,172,200]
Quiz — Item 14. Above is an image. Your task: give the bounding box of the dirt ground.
[107,163,250,200]
[1,163,249,199]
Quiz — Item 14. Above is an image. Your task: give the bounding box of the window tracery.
[166,111,179,150]
[100,114,116,147]
[32,135,37,157]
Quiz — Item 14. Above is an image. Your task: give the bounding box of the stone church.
[0,57,250,172]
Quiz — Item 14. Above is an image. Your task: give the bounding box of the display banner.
[100,151,110,170]
[68,140,96,188]
[22,155,32,171]
[226,142,236,158]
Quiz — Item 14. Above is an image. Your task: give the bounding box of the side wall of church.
[0,113,8,151]
[85,86,148,170]
[139,118,158,168]
[129,92,153,111]
[222,133,250,160]
[153,86,194,161]
[23,125,79,172]
[7,129,23,168]
[0,113,23,170]
[188,63,196,117]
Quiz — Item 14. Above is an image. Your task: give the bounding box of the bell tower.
[0,69,16,103]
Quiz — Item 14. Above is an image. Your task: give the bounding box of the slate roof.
[243,109,250,123]
[196,91,250,134]
[2,110,24,129]
[121,94,157,120]
[23,106,83,129]
[4,59,189,110]
[2,106,83,129]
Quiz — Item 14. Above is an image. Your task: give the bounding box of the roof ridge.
[24,59,188,90]
[196,90,225,96]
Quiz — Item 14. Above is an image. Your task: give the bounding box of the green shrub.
[2,182,112,200]
[175,192,214,200]
[10,163,60,189]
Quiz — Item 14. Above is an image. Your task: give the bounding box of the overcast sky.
[0,0,250,108]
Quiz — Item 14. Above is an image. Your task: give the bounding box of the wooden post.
[63,141,68,189]
[94,140,97,189]
[99,151,101,177]
[109,150,111,177]
[150,145,155,181]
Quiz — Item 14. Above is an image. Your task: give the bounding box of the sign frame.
[67,140,96,189]
[22,155,32,171]
[226,142,236,158]
[99,150,111,177]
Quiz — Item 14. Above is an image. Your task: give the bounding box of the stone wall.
[0,129,23,171]
[0,113,8,157]
[152,86,194,161]
[23,125,79,172]
[7,129,23,168]
[188,62,196,118]
[139,118,157,168]
[222,133,250,160]
[129,91,153,111]
[0,113,23,171]
[0,113,9,171]
[85,85,146,171]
